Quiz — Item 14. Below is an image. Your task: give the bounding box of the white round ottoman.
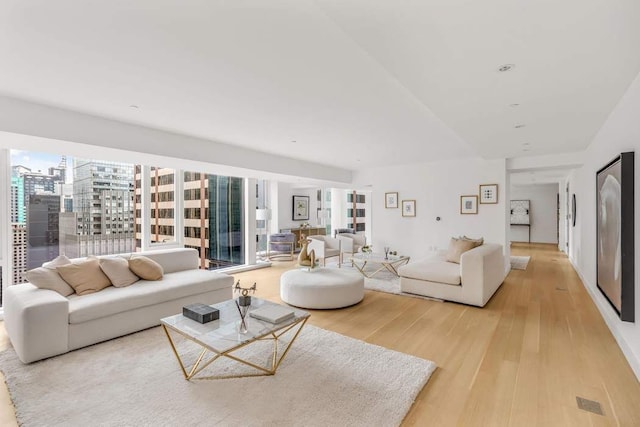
[280,267,364,309]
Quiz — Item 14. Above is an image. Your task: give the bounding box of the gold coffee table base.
[350,255,410,278]
[162,317,308,380]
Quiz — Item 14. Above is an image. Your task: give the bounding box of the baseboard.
[569,257,640,381]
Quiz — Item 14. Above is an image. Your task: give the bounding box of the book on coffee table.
[250,305,295,323]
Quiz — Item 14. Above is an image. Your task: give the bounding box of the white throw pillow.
[26,267,75,297]
[100,257,139,287]
[42,254,72,270]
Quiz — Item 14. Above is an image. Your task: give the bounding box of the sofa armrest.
[460,243,505,306]
[337,235,356,253]
[4,284,70,363]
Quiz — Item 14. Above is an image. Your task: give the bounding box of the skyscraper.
[60,159,135,257]
[26,193,60,269]
[135,168,245,269]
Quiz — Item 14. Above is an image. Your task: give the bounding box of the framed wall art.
[292,195,310,221]
[402,200,416,217]
[479,184,498,204]
[385,192,399,208]
[596,152,635,322]
[460,195,478,214]
[510,200,530,225]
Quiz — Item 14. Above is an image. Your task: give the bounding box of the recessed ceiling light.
[515,124,526,129]
[291,140,297,144]
[523,148,531,152]
[522,142,530,146]
[129,105,139,109]
[510,103,520,107]
[356,159,361,162]
[498,64,515,72]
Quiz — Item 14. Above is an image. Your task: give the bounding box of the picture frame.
[292,195,310,221]
[385,192,399,208]
[479,184,498,204]
[596,152,635,322]
[460,195,478,214]
[401,200,416,217]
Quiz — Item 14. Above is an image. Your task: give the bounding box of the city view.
[4,150,245,305]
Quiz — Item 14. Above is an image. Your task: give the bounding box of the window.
[183,170,245,270]
[10,151,136,285]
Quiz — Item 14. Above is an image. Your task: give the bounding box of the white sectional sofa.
[4,248,233,363]
[398,243,506,307]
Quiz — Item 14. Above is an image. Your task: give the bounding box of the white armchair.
[336,233,367,261]
[307,235,342,267]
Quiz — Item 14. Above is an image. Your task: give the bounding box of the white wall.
[568,70,640,380]
[510,184,559,244]
[276,183,322,232]
[353,157,509,273]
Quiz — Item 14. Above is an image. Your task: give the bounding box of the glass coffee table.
[349,253,411,278]
[161,298,309,380]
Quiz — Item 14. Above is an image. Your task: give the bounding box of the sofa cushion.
[398,260,461,286]
[57,258,113,296]
[26,267,75,297]
[68,270,231,324]
[446,238,481,264]
[137,248,199,274]
[100,257,139,287]
[42,254,72,270]
[128,256,163,281]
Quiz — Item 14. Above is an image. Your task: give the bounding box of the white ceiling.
[1,0,639,170]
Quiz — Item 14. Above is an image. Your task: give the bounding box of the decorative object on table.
[361,245,372,254]
[183,303,220,324]
[572,193,577,227]
[596,152,635,322]
[460,195,478,214]
[385,192,399,208]
[479,184,499,204]
[384,246,390,260]
[297,234,316,269]
[402,200,416,217]
[234,281,257,333]
[249,305,295,323]
[292,195,310,220]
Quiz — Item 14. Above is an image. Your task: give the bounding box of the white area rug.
[327,262,440,301]
[510,256,531,270]
[0,325,436,427]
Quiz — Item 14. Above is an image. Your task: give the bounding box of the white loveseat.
[398,243,506,307]
[4,248,233,363]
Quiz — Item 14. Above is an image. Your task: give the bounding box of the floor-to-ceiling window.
[4,149,250,300]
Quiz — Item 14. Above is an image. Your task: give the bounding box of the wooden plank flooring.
[1,243,639,426]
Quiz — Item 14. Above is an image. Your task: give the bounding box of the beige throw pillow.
[446,238,479,264]
[26,267,75,297]
[462,235,484,246]
[99,257,139,287]
[57,258,113,296]
[128,256,163,281]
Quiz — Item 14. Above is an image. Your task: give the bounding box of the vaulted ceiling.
[1,0,639,170]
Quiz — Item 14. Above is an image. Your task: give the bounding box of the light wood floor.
[1,243,639,426]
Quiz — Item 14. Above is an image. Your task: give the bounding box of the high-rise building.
[10,174,25,223]
[12,223,27,284]
[60,159,136,257]
[135,168,244,269]
[26,193,60,269]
